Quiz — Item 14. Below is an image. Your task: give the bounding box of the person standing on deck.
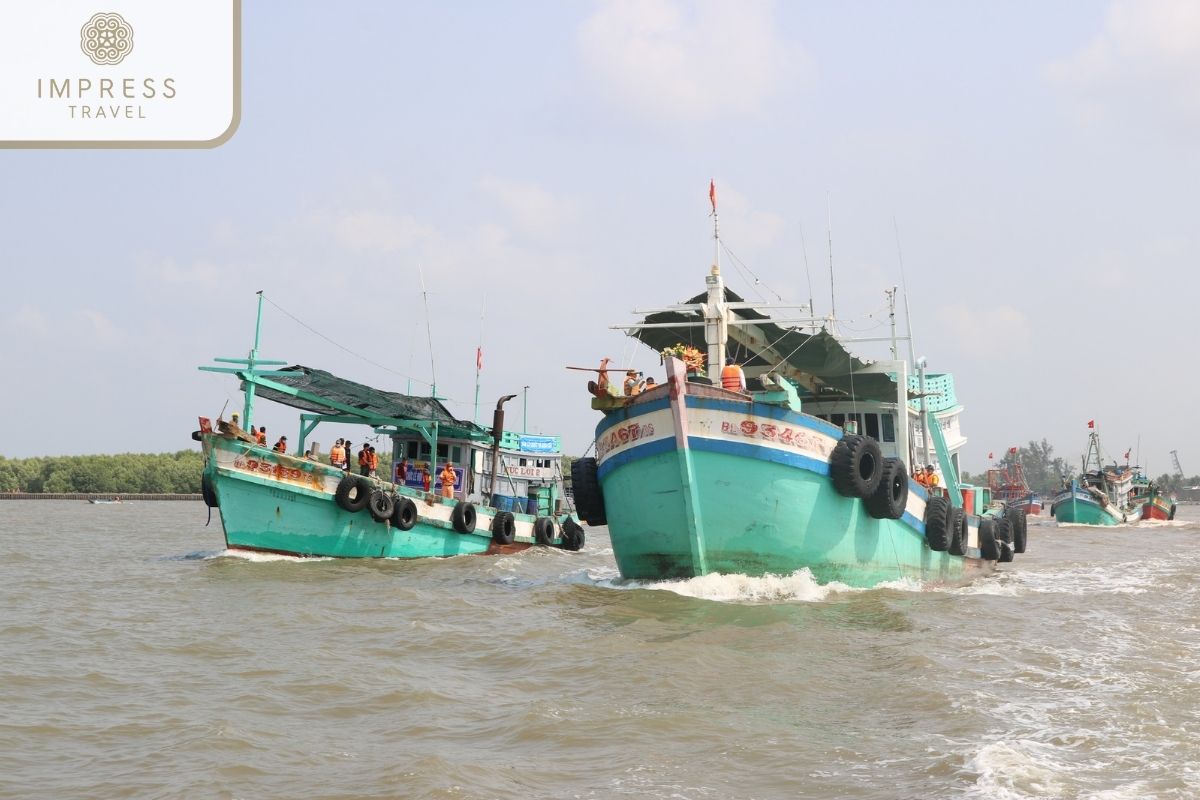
[721,358,746,392]
[342,442,353,471]
[439,463,457,498]
[329,439,345,469]
[256,426,268,446]
[358,444,371,475]
[623,370,643,396]
[273,436,287,453]
[421,465,432,492]
[367,446,379,477]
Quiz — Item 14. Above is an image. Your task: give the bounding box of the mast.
[705,180,728,372]
[244,290,265,427]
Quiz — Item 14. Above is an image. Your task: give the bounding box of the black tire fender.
[978,518,1000,561]
[451,501,477,534]
[367,489,395,522]
[560,518,585,551]
[490,511,515,545]
[201,473,219,508]
[864,457,908,520]
[335,475,370,512]
[570,457,607,526]
[390,496,418,531]
[829,434,883,498]
[948,507,967,556]
[1006,507,1028,554]
[994,518,1013,546]
[533,516,556,545]
[923,495,952,551]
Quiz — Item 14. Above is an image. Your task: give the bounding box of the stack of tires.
[829,435,907,520]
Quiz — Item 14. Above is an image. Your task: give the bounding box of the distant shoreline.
[0,493,200,501]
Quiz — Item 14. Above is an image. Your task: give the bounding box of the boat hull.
[1049,487,1124,525]
[595,388,994,588]
[1139,494,1174,521]
[202,435,566,558]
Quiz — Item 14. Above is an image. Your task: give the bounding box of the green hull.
[601,437,989,589]
[1050,490,1123,526]
[203,435,563,558]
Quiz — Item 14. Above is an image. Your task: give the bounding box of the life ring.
[570,457,606,526]
[335,475,370,512]
[201,474,219,508]
[560,518,585,551]
[923,496,951,551]
[533,517,556,545]
[390,496,418,531]
[865,457,908,520]
[978,518,1000,561]
[829,434,882,498]
[490,511,515,545]
[367,489,395,522]
[948,506,967,555]
[451,501,477,534]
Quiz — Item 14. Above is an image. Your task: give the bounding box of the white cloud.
[938,304,1031,355]
[11,305,49,336]
[1047,0,1200,127]
[478,176,575,240]
[327,209,435,254]
[578,0,799,122]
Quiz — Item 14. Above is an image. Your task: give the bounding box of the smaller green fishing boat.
[1050,427,1133,526]
[193,293,583,559]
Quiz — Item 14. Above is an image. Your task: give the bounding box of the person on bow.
[273,435,288,453]
[721,358,746,392]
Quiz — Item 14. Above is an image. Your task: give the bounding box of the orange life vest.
[256,431,267,445]
[440,466,456,493]
[329,445,344,465]
[368,451,379,470]
[358,449,369,466]
[721,364,744,391]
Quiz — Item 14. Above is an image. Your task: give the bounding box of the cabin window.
[418,442,431,460]
[405,441,418,459]
[451,446,462,462]
[881,414,896,442]
[865,413,880,441]
[830,413,845,428]
[436,444,448,459]
[518,457,528,467]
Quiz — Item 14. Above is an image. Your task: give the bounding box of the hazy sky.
[4,0,1198,477]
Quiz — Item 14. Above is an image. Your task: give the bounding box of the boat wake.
[574,566,924,603]
[208,548,333,563]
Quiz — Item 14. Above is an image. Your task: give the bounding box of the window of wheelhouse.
[864,413,880,440]
[881,413,896,442]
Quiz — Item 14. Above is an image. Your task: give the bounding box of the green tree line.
[0,451,203,494]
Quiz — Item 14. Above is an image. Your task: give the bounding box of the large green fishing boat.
[194,294,583,559]
[569,197,1025,587]
[1050,427,1134,526]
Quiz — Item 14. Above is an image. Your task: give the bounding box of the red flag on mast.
[709,179,717,214]
[476,347,482,371]
[1087,419,1095,428]
[988,452,994,460]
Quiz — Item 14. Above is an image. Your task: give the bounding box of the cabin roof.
[633,288,901,403]
[251,365,490,437]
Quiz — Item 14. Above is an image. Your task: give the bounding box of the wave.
[574,566,925,603]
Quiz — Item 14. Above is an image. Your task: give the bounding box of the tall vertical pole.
[522,385,529,434]
[243,290,264,427]
[705,180,727,373]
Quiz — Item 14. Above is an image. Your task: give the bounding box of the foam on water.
[577,567,927,603]
[209,548,332,563]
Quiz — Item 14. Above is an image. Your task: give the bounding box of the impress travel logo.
[1,1,240,148]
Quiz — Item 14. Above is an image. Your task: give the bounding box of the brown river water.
[2,500,1199,799]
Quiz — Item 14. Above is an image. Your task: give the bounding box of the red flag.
[709,179,717,214]
[1124,449,1131,460]
[1009,447,1018,454]
[476,347,482,371]
[1087,419,1095,428]
[988,452,994,460]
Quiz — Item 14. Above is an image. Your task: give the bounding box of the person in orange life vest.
[397,458,409,485]
[924,465,940,487]
[358,444,371,476]
[367,446,379,475]
[342,442,353,471]
[623,370,643,396]
[721,358,746,392]
[328,438,344,469]
[439,463,457,498]
[273,435,287,453]
[421,466,432,492]
[256,426,268,446]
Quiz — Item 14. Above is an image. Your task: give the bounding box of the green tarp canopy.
[632,288,900,403]
[250,365,489,437]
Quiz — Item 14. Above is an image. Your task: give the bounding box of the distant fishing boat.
[193,294,583,559]
[1129,472,1176,521]
[568,191,1024,587]
[1050,427,1134,525]
[987,449,1042,515]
